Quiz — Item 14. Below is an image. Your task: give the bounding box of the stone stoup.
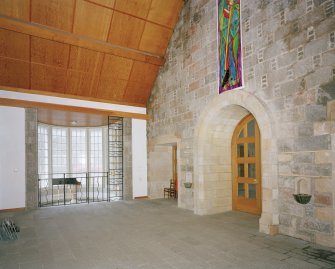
[147,0,335,247]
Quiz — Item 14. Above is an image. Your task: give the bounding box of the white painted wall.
[0,90,149,202]
[132,119,147,198]
[0,106,25,210]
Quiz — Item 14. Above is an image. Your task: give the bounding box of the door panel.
[232,114,261,215]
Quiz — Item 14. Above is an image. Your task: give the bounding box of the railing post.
[92,172,95,202]
[75,180,78,204]
[63,173,66,205]
[86,172,89,204]
[51,174,54,206]
[38,177,40,207]
[102,173,104,201]
[107,172,110,202]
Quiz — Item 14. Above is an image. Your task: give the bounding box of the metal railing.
[38,172,122,207]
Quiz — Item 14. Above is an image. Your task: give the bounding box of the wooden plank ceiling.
[0,0,184,107]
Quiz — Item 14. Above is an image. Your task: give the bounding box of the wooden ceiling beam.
[0,15,165,66]
[0,97,150,120]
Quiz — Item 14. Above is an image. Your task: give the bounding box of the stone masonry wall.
[123,118,133,200]
[147,0,335,247]
[25,108,38,210]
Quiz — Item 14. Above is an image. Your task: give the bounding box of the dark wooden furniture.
[164,180,177,199]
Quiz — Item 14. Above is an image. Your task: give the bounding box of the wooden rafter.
[0,0,184,106]
[0,15,165,66]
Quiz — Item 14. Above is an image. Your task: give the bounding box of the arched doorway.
[193,90,279,235]
[147,135,181,201]
[232,114,261,215]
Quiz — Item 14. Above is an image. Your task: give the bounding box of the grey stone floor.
[0,199,334,269]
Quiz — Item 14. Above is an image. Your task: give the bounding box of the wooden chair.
[164,180,177,199]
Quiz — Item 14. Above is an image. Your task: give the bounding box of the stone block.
[280,80,301,99]
[279,225,295,238]
[315,177,334,193]
[293,57,314,79]
[294,134,331,151]
[279,214,292,226]
[278,176,295,189]
[304,36,328,56]
[205,72,216,85]
[277,138,294,152]
[269,98,285,111]
[303,163,332,177]
[315,207,335,222]
[314,121,333,136]
[314,192,333,207]
[279,202,304,218]
[315,233,335,248]
[278,163,292,175]
[305,104,327,121]
[261,175,272,189]
[278,153,293,162]
[263,188,273,201]
[277,51,297,68]
[304,204,314,218]
[297,122,314,137]
[315,151,332,163]
[292,152,314,163]
[292,163,304,174]
[299,218,333,235]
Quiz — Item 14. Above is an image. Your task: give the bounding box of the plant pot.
[293,193,312,204]
[184,182,192,188]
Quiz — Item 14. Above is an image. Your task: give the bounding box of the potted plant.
[184,182,192,188]
[293,193,312,204]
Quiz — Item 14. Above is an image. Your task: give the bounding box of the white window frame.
[37,124,108,177]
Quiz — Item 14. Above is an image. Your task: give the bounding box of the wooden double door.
[232,114,262,215]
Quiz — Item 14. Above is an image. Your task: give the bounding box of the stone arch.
[193,89,279,235]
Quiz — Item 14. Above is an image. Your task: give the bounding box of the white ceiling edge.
[0,89,147,115]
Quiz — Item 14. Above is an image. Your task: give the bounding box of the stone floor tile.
[306,258,335,268]
[18,261,44,269]
[282,257,322,269]
[0,262,20,269]
[0,199,334,269]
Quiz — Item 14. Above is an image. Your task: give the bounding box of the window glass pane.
[237,144,244,157]
[71,129,87,173]
[238,183,245,197]
[248,143,255,157]
[238,164,244,177]
[248,163,256,178]
[247,120,255,137]
[248,184,256,199]
[239,129,244,138]
[38,125,49,187]
[52,127,67,174]
[89,128,103,173]
[39,124,107,179]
